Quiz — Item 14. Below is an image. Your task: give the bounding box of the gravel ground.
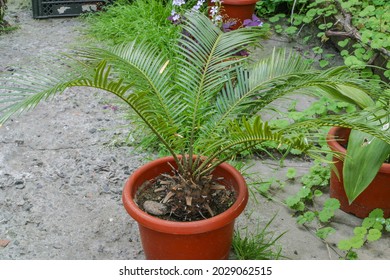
[1,3,389,260]
[1,4,148,259]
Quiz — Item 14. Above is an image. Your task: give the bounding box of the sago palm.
[1,12,389,220]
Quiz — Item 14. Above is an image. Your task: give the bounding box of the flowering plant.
[169,0,223,26]
[169,0,264,30]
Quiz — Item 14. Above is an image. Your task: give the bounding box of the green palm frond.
[198,48,379,144]
[1,11,388,184]
[69,60,185,167]
[193,116,323,177]
[0,63,91,123]
[287,115,390,145]
[70,41,182,127]
[172,11,268,162]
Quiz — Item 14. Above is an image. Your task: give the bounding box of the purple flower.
[172,0,185,6]
[222,21,236,32]
[243,14,264,27]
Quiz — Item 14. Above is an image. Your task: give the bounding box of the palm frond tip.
[0,11,387,180]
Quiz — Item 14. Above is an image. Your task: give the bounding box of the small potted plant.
[327,93,390,218]
[0,12,386,259]
[170,0,260,30]
[208,0,259,29]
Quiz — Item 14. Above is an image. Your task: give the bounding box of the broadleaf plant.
[0,11,388,220]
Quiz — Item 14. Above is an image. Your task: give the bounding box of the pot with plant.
[208,0,259,29]
[327,93,390,218]
[1,12,388,259]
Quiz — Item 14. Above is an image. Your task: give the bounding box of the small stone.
[98,245,104,253]
[89,128,97,134]
[0,239,11,248]
[100,185,110,194]
[15,180,25,189]
[15,140,24,146]
[16,199,26,206]
[143,200,169,216]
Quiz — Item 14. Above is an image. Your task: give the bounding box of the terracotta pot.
[327,127,390,218]
[122,156,249,259]
[209,0,258,30]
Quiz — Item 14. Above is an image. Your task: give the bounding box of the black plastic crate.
[32,0,107,19]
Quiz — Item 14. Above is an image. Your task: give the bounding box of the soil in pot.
[134,170,237,222]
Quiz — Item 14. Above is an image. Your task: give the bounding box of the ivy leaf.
[319,199,340,222]
[324,198,340,210]
[367,229,381,242]
[296,211,315,225]
[350,236,365,249]
[319,208,334,222]
[306,9,317,18]
[369,209,384,218]
[359,5,375,17]
[385,220,390,232]
[312,46,323,54]
[297,215,307,225]
[362,217,375,228]
[371,33,386,49]
[340,50,349,57]
[344,55,366,67]
[286,168,297,179]
[285,26,298,35]
[372,222,384,231]
[303,36,311,43]
[286,196,300,207]
[360,31,371,44]
[316,227,336,239]
[295,201,305,211]
[269,15,281,23]
[319,60,329,68]
[298,187,311,199]
[304,211,316,222]
[338,239,352,250]
[256,181,272,194]
[346,251,358,260]
[353,226,367,237]
[274,25,283,33]
[314,190,323,197]
[338,39,350,48]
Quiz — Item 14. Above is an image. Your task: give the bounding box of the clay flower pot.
[122,156,249,259]
[327,127,390,218]
[209,0,258,29]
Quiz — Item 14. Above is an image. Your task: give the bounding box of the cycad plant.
[1,12,389,221]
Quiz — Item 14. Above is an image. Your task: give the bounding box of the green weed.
[83,0,180,55]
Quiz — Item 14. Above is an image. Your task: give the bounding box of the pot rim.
[327,126,390,173]
[122,156,249,235]
[219,0,258,5]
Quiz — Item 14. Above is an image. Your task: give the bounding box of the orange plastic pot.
[327,127,390,218]
[209,0,258,29]
[122,156,249,259]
